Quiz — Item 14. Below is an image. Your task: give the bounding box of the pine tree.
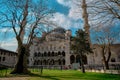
[71,29,92,73]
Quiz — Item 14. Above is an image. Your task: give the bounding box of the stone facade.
[87,44,120,65]
[29,27,120,69]
[29,27,72,68]
[0,48,17,67]
[0,28,119,69]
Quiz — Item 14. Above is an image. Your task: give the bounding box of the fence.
[0,65,64,77]
[84,64,120,74]
[0,64,120,77]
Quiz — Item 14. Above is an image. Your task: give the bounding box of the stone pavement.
[0,77,29,80]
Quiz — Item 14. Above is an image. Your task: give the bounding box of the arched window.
[44,52,47,57]
[2,57,5,61]
[111,58,116,62]
[76,55,80,63]
[62,51,65,56]
[40,60,42,65]
[43,60,47,65]
[82,55,87,65]
[58,51,61,56]
[46,53,48,57]
[38,60,40,65]
[34,60,37,65]
[34,52,37,57]
[50,59,55,65]
[41,54,43,57]
[48,52,50,57]
[37,60,39,65]
[52,52,54,56]
[70,55,75,64]
[54,52,57,56]
[62,59,65,65]
[58,59,61,65]
[38,52,41,57]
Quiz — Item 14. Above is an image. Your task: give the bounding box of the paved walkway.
[0,77,29,80]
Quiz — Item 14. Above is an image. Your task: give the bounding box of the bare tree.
[0,0,54,74]
[93,25,120,69]
[88,0,120,27]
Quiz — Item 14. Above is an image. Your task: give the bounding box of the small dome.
[53,27,65,33]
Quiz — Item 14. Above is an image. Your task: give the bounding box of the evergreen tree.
[71,29,92,73]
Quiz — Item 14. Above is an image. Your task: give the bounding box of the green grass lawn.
[29,69,120,80]
[0,69,120,80]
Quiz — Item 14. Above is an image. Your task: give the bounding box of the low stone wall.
[86,69,120,74]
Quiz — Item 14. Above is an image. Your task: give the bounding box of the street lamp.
[58,54,63,71]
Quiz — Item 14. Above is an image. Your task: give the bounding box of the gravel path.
[0,77,29,80]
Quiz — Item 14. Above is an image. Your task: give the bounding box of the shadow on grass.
[0,72,59,80]
[28,72,87,80]
[28,73,60,80]
[28,71,120,80]
[1,70,120,80]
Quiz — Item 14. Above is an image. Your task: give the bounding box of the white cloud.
[50,0,83,29]
[49,12,83,29]
[57,0,71,7]
[56,0,93,20]
[0,27,20,33]
[68,4,82,20]
[0,38,17,52]
[57,0,82,20]
[0,28,12,32]
[0,0,85,52]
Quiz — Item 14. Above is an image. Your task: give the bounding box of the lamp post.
[58,55,63,71]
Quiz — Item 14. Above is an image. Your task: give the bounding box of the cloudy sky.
[0,0,120,52]
[0,0,83,51]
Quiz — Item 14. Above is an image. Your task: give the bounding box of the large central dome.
[45,27,66,41]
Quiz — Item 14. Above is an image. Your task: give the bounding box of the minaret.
[82,0,91,45]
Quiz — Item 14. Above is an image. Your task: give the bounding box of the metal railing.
[0,64,120,77]
[84,64,120,74]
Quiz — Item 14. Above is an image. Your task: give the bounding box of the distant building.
[87,44,120,65]
[0,47,17,67]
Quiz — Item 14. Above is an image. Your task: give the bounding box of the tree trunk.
[80,52,85,73]
[104,61,109,69]
[10,0,29,74]
[101,46,110,70]
[11,45,30,74]
[107,47,111,65]
[102,56,109,70]
[40,66,43,75]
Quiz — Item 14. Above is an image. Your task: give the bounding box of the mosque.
[0,27,120,69]
[28,27,120,69]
